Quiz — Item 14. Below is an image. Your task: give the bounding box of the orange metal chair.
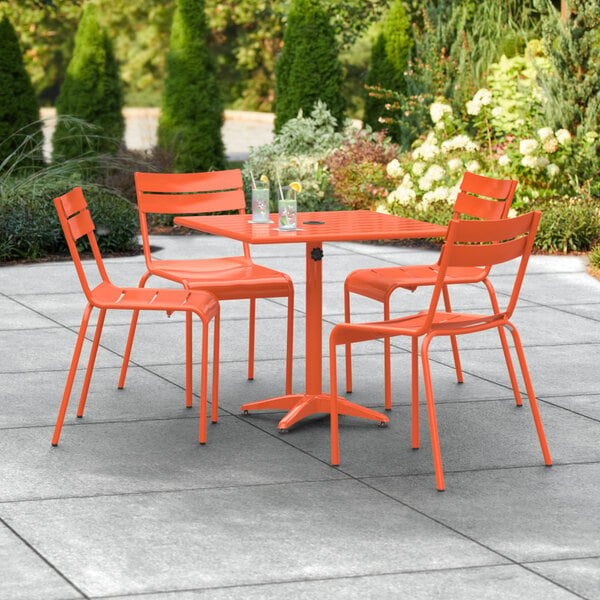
[344,172,518,410]
[52,188,220,446]
[329,211,552,490]
[118,170,294,394]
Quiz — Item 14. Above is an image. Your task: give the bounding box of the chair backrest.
[54,187,110,302]
[134,169,247,264]
[453,171,517,221]
[426,211,542,326]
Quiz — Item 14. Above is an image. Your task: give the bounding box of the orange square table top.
[174,210,447,244]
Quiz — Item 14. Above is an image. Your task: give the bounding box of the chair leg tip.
[199,441,206,446]
[437,488,445,492]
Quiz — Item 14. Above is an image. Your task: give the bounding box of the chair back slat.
[448,237,529,268]
[54,188,110,301]
[67,208,95,241]
[135,170,246,214]
[453,192,507,220]
[460,171,516,200]
[140,189,243,214]
[452,172,517,221]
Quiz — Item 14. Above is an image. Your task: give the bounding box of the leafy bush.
[324,128,399,209]
[0,123,140,263]
[0,181,138,262]
[529,197,600,253]
[588,243,600,272]
[243,101,347,211]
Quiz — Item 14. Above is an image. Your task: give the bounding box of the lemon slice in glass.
[289,181,302,193]
[260,174,269,183]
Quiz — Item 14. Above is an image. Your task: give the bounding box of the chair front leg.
[211,312,220,424]
[77,308,107,417]
[383,301,392,410]
[186,312,193,408]
[199,313,209,444]
[442,286,463,383]
[411,336,419,449]
[285,291,294,395]
[344,283,353,393]
[421,335,445,491]
[118,272,151,389]
[52,304,93,446]
[329,337,340,466]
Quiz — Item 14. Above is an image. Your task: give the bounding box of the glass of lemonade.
[278,186,297,230]
[251,180,270,223]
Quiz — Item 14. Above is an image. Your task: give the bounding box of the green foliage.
[274,0,346,132]
[536,0,600,137]
[244,101,346,211]
[530,197,600,253]
[383,0,411,88]
[588,242,600,271]
[324,128,399,209]
[0,17,44,171]
[158,0,225,173]
[52,3,125,161]
[0,182,138,262]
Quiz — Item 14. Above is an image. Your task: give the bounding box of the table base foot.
[241,393,389,431]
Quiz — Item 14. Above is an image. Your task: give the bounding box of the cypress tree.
[363,0,411,136]
[536,0,600,135]
[158,0,225,173]
[274,0,346,132]
[52,2,124,161]
[0,17,43,171]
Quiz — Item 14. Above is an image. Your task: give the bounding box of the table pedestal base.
[241,394,389,431]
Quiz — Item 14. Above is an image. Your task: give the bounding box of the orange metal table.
[174,210,447,431]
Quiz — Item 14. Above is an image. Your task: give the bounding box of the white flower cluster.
[413,132,440,161]
[386,158,403,178]
[466,88,492,116]
[388,174,416,205]
[441,135,478,153]
[418,164,445,191]
[556,129,571,145]
[430,102,452,125]
[519,139,539,155]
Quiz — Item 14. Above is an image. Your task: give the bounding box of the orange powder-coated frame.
[329,211,551,490]
[174,210,447,431]
[118,170,294,396]
[344,172,519,411]
[52,188,220,446]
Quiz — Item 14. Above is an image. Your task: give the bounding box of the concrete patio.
[1,230,599,599]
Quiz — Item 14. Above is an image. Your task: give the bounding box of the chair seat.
[346,264,488,302]
[333,310,504,344]
[147,256,292,300]
[91,281,220,319]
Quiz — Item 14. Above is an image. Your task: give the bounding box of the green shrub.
[244,101,347,211]
[52,3,125,162]
[0,17,43,171]
[0,181,138,262]
[274,0,346,132]
[324,128,400,209]
[158,0,226,173]
[530,197,600,253]
[588,243,600,271]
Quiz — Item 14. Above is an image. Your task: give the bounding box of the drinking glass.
[251,181,270,223]
[278,186,297,230]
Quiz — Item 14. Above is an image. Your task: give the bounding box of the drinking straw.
[277,174,284,199]
[250,170,256,189]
